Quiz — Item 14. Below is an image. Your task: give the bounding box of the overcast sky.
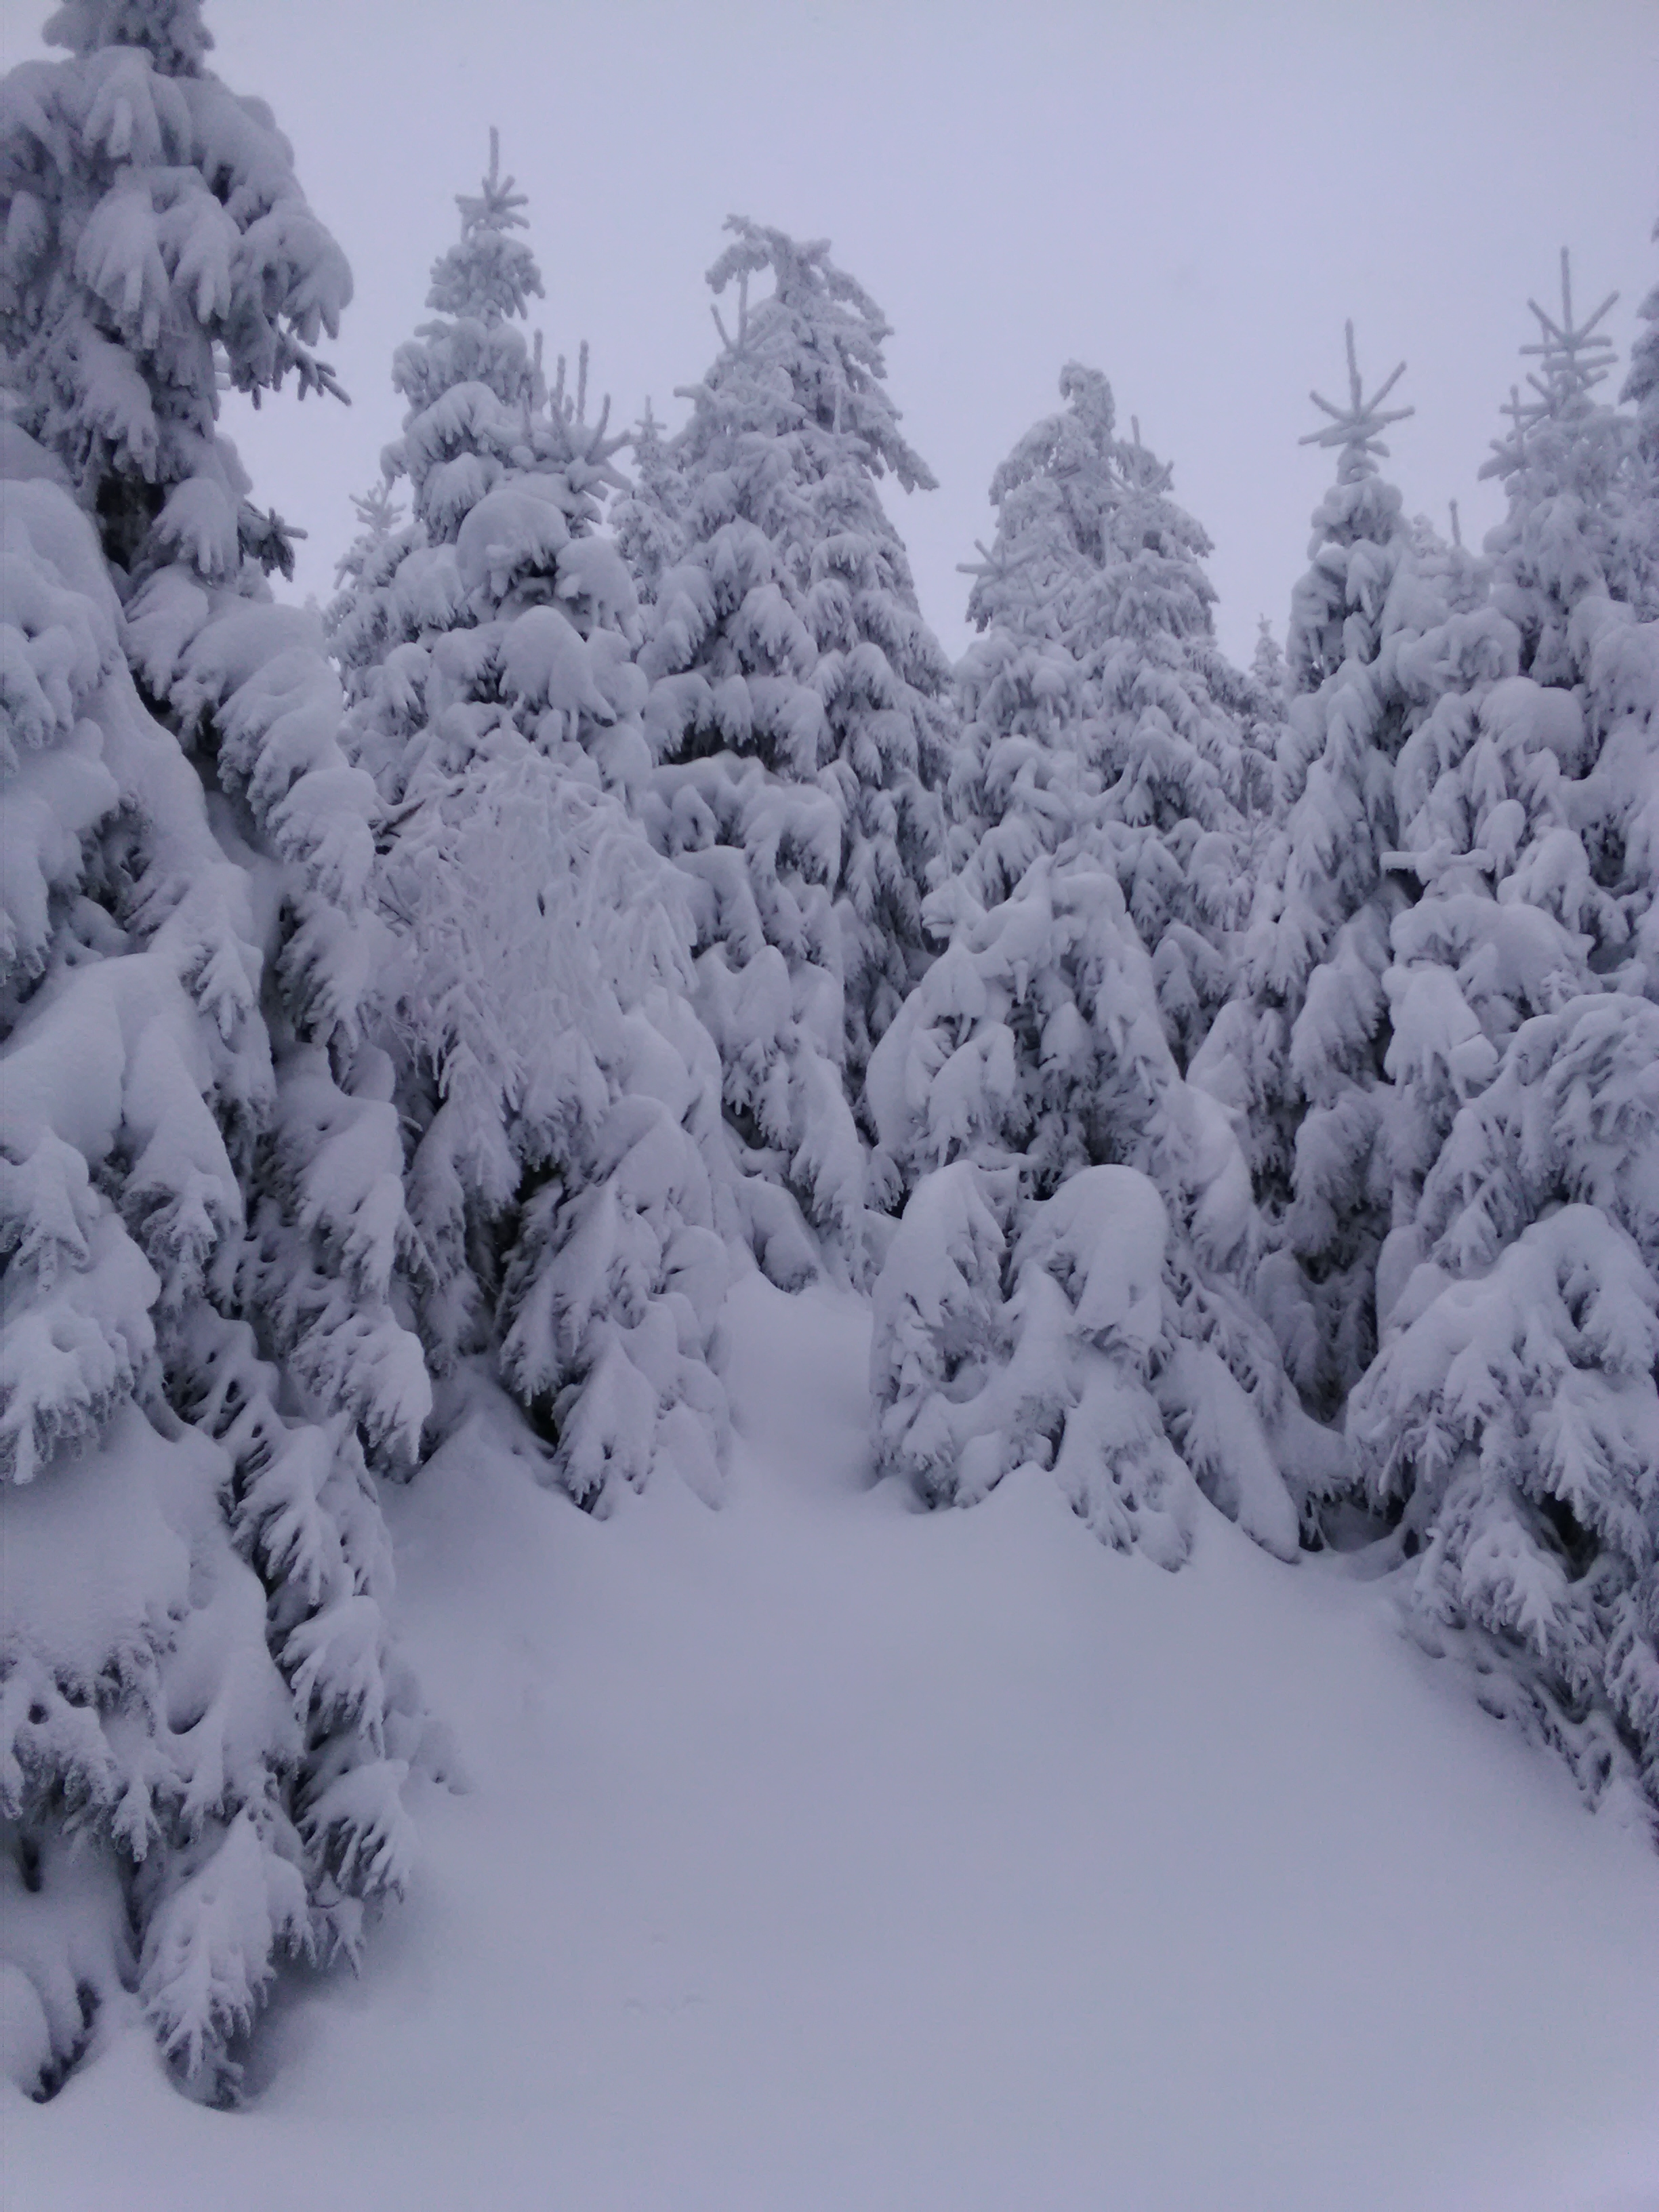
[14,0,1659,662]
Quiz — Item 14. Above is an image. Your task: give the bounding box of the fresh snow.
[9,1271,1659,2212]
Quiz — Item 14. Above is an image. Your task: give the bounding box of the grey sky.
[14,0,1659,662]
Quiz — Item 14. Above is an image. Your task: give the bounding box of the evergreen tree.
[1195,325,1441,1413]
[872,1164,1221,1568]
[636,219,954,1280]
[1244,616,1286,813]
[867,369,1330,1566]
[328,141,731,1511]
[909,371,1265,1077]
[1345,255,1659,1820]
[1250,615,1287,707]
[1357,265,1655,1330]
[1350,997,1659,1822]
[1480,251,1637,678]
[872,369,1263,1188]
[330,477,403,602]
[607,399,684,609]
[0,0,430,2099]
[1471,254,1659,996]
[1629,213,1659,462]
[1092,411,1269,1060]
[1625,210,1659,621]
[328,127,547,794]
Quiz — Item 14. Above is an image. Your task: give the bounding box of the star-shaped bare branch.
[1519,248,1618,413]
[456,126,532,240]
[1299,321,1414,474]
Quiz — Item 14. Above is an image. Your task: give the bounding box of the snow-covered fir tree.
[330,477,403,603]
[1320,267,1656,1324]
[327,140,731,1510]
[912,371,1267,1079]
[634,220,955,1282]
[1481,251,1638,676]
[1091,411,1273,1057]
[871,368,1266,1182]
[1351,995,1659,1823]
[867,369,1332,1569]
[1626,211,1659,619]
[607,399,684,610]
[0,0,432,2100]
[1250,615,1287,710]
[327,127,546,788]
[1243,616,1287,812]
[1346,257,1659,1820]
[1194,325,1442,1414]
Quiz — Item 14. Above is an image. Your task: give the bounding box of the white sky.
[13,0,1659,663]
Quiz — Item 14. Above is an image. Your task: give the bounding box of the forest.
[3,2,1659,2195]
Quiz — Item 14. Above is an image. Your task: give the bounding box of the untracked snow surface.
[7,1275,1659,2212]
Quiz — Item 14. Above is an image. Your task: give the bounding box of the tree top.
[1300,321,1412,480]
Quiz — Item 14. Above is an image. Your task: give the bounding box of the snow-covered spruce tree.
[1481,252,1639,676]
[1342,260,1659,1821]
[1349,998,1659,1823]
[329,476,403,607]
[931,388,1101,916]
[0,0,430,2100]
[934,365,1265,1047]
[329,140,730,1510]
[872,1162,1217,1569]
[1243,616,1287,811]
[869,1141,1307,1569]
[1626,211,1659,618]
[1193,327,1445,1414]
[872,370,1266,1189]
[867,370,1325,1566]
[1339,265,1656,1348]
[327,127,546,794]
[1473,254,1659,997]
[607,398,684,611]
[1377,408,1637,1326]
[1250,614,1287,710]
[635,220,955,1282]
[1090,411,1273,1059]
[1612,221,1659,987]
[1630,212,1659,462]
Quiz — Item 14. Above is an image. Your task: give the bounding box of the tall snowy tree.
[1371,272,1642,1303]
[328,127,546,792]
[1250,615,1287,707]
[0,0,431,2100]
[1629,213,1659,462]
[329,476,403,604]
[1194,326,1442,1413]
[1091,411,1273,1058]
[867,369,1330,1568]
[1351,998,1659,1824]
[900,371,1267,1084]
[635,219,955,1281]
[607,398,684,610]
[870,370,1265,1185]
[1346,255,1659,1820]
[1481,251,1637,677]
[327,140,731,1511]
[1626,210,1659,620]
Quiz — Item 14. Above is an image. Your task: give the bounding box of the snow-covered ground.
[8,1273,1659,2212]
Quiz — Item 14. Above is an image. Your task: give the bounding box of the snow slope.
[7,1274,1659,2212]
